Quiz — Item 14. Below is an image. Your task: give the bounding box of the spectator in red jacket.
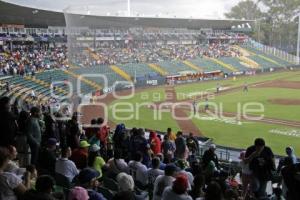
[149,131,161,156]
[70,141,90,170]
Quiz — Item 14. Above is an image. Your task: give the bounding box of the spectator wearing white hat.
[202,144,219,170]
[116,172,135,192]
[202,144,219,183]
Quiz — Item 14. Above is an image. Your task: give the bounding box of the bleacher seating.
[189,58,228,72]
[243,46,291,67]
[71,65,123,88]
[248,55,276,69]
[115,63,159,79]
[35,70,95,95]
[158,60,194,75]
[218,57,249,71]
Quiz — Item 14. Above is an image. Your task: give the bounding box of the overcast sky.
[5,0,243,19]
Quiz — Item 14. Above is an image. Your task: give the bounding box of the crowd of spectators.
[0,31,245,76]
[0,28,249,77]
[0,94,299,200]
[0,45,68,76]
[76,42,242,67]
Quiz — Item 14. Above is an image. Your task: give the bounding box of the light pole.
[127,0,131,17]
[297,15,300,64]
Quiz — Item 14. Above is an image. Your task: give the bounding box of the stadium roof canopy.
[0,0,255,30]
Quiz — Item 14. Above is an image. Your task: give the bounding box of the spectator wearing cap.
[26,106,42,165]
[128,152,148,188]
[162,174,193,200]
[88,144,106,178]
[153,164,179,200]
[149,131,161,156]
[176,160,194,190]
[77,168,106,200]
[245,138,275,199]
[55,146,79,182]
[202,144,219,170]
[202,144,219,184]
[68,186,89,200]
[70,140,90,170]
[37,138,57,176]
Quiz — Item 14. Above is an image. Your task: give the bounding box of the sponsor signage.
[146,80,158,86]
[135,77,165,87]
[232,71,244,75]
[102,86,114,94]
[96,37,115,41]
[1,24,24,28]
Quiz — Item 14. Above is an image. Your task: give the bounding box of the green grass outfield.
[282,73,300,81]
[108,88,180,132]
[175,71,300,99]
[108,70,300,156]
[211,88,300,121]
[190,115,300,156]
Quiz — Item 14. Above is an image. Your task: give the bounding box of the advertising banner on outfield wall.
[135,76,166,87]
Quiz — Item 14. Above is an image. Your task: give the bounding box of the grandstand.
[0,0,297,111]
[1,1,300,200]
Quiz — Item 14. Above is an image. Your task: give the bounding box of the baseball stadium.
[0,0,300,199]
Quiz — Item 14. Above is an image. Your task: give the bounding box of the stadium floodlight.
[127,0,131,16]
[292,13,300,64]
[32,10,38,15]
[297,15,300,64]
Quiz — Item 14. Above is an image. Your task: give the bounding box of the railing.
[246,39,299,65]
[198,143,231,161]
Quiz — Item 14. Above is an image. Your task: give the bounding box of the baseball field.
[82,69,300,156]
